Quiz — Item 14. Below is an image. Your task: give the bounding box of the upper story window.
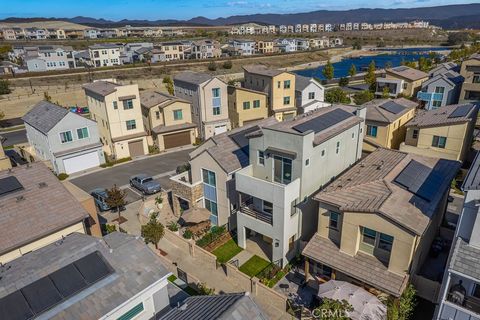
[473,74,480,84]
[308,92,315,99]
[126,119,136,130]
[412,129,419,139]
[202,169,216,187]
[273,155,292,184]
[59,131,73,143]
[336,141,340,154]
[258,150,265,165]
[155,111,160,120]
[123,99,133,110]
[262,200,273,215]
[212,88,221,115]
[173,109,183,120]
[366,125,377,137]
[77,127,89,139]
[329,211,339,229]
[253,100,260,108]
[243,101,250,110]
[283,96,291,105]
[432,135,447,148]
[277,81,281,89]
[284,80,291,89]
[435,86,445,94]
[360,226,394,254]
[113,101,118,109]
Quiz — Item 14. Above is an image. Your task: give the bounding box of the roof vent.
[376,160,385,170]
[16,195,25,202]
[38,182,48,188]
[180,303,188,311]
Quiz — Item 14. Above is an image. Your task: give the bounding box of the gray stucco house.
[23,101,105,174]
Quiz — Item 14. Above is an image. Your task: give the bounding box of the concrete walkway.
[231,250,254,267]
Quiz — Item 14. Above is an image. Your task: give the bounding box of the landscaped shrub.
[167,221,179,232]
[222,60,232,69]
[196,226,226,248]
[100,157,132,168]
[183,229,193,239]
[207,61,217,71]
[57,173,69,180]
[176,163,191,174]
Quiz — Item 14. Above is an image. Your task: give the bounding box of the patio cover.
[180,207,211,225]
[317,280,386,320]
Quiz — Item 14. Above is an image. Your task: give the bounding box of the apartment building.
[303,148,460,298]
[459,53,480,103]
[235,105,366,266]
[227,86,269,128]
[24,45,76,72]
[83,80,148,159]
[191,39,221,59]
[376,66,429,98]
[256,40,274,54]
[362,98,417,152]
[243,65,297,121]
[23,101,105,174]
[400,103,478,161]
[174,72,230,139]
[417,68,464,110]
[140,91,197,151]
[230,39,256,56]
[295,75,328,114]
[88,43,122,67]
[436,152,480,320]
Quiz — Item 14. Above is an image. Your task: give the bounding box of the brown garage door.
[128,140,145,157]
[163,131,191,149]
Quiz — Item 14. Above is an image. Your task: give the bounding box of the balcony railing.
[447,293,480,316]
[417,91,443,101]
[236,198,273,225]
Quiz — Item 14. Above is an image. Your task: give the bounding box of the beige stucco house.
[243,65,297,121]
[255,40,274,54]
[376,66,429,98]
[0,136,11,170]
[459,53,480,103]
[400,103,478,161]
[303,148,460,298]
[362,98,417,152]
[140,91,197,151]
[83,79,148,160]
[227,86,269,128]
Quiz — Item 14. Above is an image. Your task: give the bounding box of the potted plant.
[167,221,180,235]
[155,194,163,209]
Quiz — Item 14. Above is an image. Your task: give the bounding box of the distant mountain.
[1,3,480,29]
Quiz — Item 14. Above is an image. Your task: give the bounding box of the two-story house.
[417,67,464,110]
[140,91,197,151]
[83,80,148,159]
[400,103,478,162]
[376,66,429,98]
[190,40,221,59]
[174,72,230,140]
[459,53,480,103]
[303,148,460,298]
[243,65,297,121]
[436,152,480,320]
[22,101,105,174]
[235,105,366,266]
[230,40,256,56]
[294,75,328,114]
[227,86,269,128]
[362,98,417,152]
[88,43,122,67]
[25,45,76,72]
[256,40,274,54]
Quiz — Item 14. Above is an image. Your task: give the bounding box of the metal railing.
[447,293,480,315]
[236,197,273,225]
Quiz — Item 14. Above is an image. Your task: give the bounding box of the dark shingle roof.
[22,101,69,134]
[174,72,213,85]
[140,91,189,109]
[82,81,119,97]
[406,103,478,128]
[160,293,267,320]
[295,74,320,91]
[450,238,480,280]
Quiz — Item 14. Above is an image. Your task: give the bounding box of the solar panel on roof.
[448,104,473,118]
[21,277,63,314]
[393,66,409,72]
[379,101,406,114]
[0,176,23,197]
[292,109,353,134]
[50,264,88,298]
[0,291,34,320]
[74,251,113,284]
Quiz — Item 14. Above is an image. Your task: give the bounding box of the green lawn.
[239,255,270,277]
[212,239,243,264]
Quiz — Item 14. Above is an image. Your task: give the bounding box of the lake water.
[295,47,451,80]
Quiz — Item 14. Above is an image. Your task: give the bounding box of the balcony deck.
[236,198,273,225]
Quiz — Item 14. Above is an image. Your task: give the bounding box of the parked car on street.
[129,174,161,195]
[90,188,111,211]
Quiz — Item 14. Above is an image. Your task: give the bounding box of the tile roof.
[0,232,170,319]
[152,122,197,134]
[386,66,428,81]
[363,98,417,124]
[160,293,267,320]
[22,101,69,134]
[422,71,463,88]
[295,74,320,91]
[449,238,480,280]
[303,234,408,297]
[174,71,213,85]
[242,64,286,77]
[140,90,189,109]
[314,148,460,235]
[82,80,119,96]
[0,163,88,255]
[406,103,478,128]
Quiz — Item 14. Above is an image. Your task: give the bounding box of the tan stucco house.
[140,91,197,151]
[362,98,417,152]
[227,86,269,128]
[459,53,480,103]
[376,66,429,98]
[400,103,478,161]
[83,79,148,160]
[303,148,460,298]
[243,65,297,121]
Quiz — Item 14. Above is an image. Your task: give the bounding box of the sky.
[1,0,479,21]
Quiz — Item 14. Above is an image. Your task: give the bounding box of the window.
[117,302,144,320]
[273,155,292,184]
[112,101,118,109]
[321,149,326,157]
[173,109,183,120]
[283,96,291,105]
[305,158,310,166]
[212,88,221,115]
[253,100,260,108]
[155,111,160,119]
[202,169,216,186]
[123,99,133,110]
[308,92,315,99]
[243,101,250,110]
[212,88,220,97]
[329,212,339,229]
[366,125,378,137]
[362,227,377,246]
[277,81,281,88]
[59,131,73,143]
[126,120,136,130]
[336,141,340,154]
[378,233,394,252]
[291,199,297,216]
[263,200,273,215]
[77,127,89,139]
[352,132,355,139]
[258,150,265,165]
[473,75,480,84]
[284,80,291,89]
[432,135,447,148]
[205,198,218,216]
[412,129,419,139]
[435,86,445,94]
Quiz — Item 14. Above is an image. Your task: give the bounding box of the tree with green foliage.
[339,77,349,87]
[404,60,417,68]
[353,90,374,105]
[222,60,232,69]
[352,40,362,50]
[141,212,165,249]
[208,61,217,71]
[387,284,416,320]
[0,80,11,95]
[418,57,433,72]
[162,76,174,95]
[382,86,391,99]
[325,88,350,104]
[365,61,377,91]
[312,298,353,320]
[447,32,471,46]
[348,64,357,77]
[105,184,127,227]
[323,60,334,80]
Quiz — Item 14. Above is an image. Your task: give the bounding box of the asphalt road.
[1,129,27,146]
[70,148,191,203]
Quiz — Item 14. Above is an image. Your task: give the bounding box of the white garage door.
[214,125,227,135]
[63,151,100,174]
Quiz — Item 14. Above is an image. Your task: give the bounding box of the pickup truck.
[129,174,161,195]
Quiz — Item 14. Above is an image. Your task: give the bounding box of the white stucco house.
[295,75,329,113]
